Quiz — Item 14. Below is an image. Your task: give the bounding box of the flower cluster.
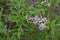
[41,0,50,7]
[26,15,47,30]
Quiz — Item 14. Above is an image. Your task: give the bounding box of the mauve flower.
[39,23,46,30]
[25,15,47,30]
[33,21,38,24]
[39,20,42,23]
[42,17,47,22]
[34,15,38,20]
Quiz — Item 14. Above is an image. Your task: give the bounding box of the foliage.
[0,0,60,40]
